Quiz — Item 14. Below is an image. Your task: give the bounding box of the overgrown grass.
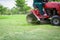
[0,15,60,40]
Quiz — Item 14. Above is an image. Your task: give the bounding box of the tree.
[0,4,7,15]
[11,7,19,15]
[15,0,31,14]
[5,8,11,15]
[0,4,4,15]
[23,4,31,14]
[16,0,25,11]
[0,4,12,15]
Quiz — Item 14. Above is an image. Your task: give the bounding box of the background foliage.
[0,0,60,15]
[0,0,31,15]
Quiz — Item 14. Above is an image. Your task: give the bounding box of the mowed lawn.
[0,15,60,40]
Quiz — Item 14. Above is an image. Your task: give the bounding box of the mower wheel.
[26,13,40,24]
[51,15,60,26]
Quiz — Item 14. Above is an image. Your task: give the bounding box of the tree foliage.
[0,5,11,15]
[15,0,31,14]
[0,5,5,15]
[0,0,31,15]
[11,7,19,15]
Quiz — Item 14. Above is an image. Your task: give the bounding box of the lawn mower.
[26,0,60,26]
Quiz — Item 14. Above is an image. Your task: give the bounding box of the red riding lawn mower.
[26,0,60,26]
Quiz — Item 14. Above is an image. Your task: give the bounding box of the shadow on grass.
[21,23,60,27]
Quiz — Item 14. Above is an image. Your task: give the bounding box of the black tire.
[50,15,60,26]
[26,13,40,24]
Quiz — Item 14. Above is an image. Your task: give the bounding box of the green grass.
[0,15,60,40]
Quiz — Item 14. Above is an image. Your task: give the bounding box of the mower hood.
[44,2,60,10]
